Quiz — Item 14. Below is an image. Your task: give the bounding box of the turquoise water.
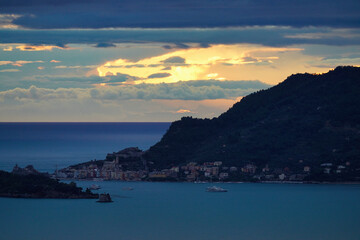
[1,182,360,240]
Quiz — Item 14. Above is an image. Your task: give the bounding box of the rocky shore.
[0,166,98,199]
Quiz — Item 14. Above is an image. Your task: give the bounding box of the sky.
[0,0,360,122]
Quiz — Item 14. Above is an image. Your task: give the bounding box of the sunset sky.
[1,0,360,121]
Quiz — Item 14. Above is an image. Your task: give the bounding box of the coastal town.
[54,147,355,183]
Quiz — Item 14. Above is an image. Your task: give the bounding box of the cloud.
[162,45,172,49]
[0,79,271,122]
[147,73,171,79]
[1,0,359,29]
[161,56,186,64]
[94,43,117,48]
[16,45,68,51]
[124,64,146,68]
[206,73,219,79]
[162,43,190,49]
[29,74,132,87]
[97,44,302,84]
[54,65,97,69]
[50,60,61,63]
[0,74,133,92]
[0,14,21,29]
[0,61,14,66]
[163,43,212,50]
[0,69,20,72]
[284,29,360,40]
[3,46,13,51]
[182,80,271,90]
[242,56,258,63]
[0,80,271,102]
[199,43,211,48]
[0,60,43,66]
[176,109,192,113]
[0,86,81,101]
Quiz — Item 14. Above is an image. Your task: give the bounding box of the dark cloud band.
[2,27,360,47]
[1,0,360,29]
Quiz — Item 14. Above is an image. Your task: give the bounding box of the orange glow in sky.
[97,44,304,85]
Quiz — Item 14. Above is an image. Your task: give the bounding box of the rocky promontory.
[0,166,98,199]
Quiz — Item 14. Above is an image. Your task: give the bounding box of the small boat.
[89,184,101,190]
[206,186,228,192]
[122,187,134,191]
[97,193,113,203]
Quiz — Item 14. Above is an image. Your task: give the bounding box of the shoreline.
[58,178,360,185]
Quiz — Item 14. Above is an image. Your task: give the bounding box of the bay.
[0,122,171,172]
[1,182,360,240]
[0,122,360,240]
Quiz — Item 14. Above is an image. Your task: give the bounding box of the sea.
[0,122,171,172]
[1,122,360,240]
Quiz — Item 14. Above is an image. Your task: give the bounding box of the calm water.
[0,122,171,172]
[1,123,360,240]
[1,182,360,240]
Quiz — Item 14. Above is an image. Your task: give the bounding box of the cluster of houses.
[56,160,236,181]
[56,164,148,181]
[320,162,349,174]
[150,161,313,182]
[148,161,237,181]
[56,147,148,181]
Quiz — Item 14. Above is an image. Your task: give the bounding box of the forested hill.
[0,169,98,199]
[144,66,360,174]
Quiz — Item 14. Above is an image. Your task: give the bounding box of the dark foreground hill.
[144,66,360,180]
[0,167,98,199]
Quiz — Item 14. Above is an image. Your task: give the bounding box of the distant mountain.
[144,66,360,180]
